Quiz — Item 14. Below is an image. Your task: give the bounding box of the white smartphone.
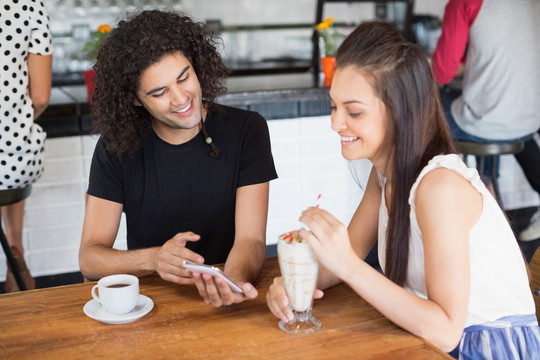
[182,261,244,293]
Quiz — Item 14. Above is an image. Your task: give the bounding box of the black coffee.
[106,283,130,288]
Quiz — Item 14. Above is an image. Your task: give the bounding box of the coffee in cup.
[91,274,139,315]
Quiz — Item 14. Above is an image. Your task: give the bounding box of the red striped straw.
[315,194,322,208]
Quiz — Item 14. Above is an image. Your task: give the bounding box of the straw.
[315,194,322,208]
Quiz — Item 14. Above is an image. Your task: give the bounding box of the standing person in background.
[79,10,277,308]
[266,21,540,358]
[0,0,54,292]
[432,0,540,241]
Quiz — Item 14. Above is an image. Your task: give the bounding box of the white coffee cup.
[91,274,139,315]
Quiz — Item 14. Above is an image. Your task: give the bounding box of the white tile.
[81,134,100,155]
[27,247,80,277]
[83,158,93,178]
[270,139,301,160]
[26,182,86,207]
[273,159,302,180]
[45,137,83,158]
[26,225,82,251]
[25,204,84,229]
[267,199,302,224]
[39,158,86,183]
[269,179,302,201]
[299,115,333,136]
[268,118,301,140]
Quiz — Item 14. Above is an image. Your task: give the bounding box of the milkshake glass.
[277,231,321,334]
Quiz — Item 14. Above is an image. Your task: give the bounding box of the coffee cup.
[91,274,139,315]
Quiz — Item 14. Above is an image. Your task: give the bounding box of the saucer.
[83,294,154,325]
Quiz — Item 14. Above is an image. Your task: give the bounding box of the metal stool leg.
[0,216,28,291]
[477,155,485,178]
[491,155,503,207]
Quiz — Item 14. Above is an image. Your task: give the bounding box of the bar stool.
[456,140,525,207]
[0,186,32,291]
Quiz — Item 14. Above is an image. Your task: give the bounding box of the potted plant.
[316,17,338,83]
[82,24,111,101]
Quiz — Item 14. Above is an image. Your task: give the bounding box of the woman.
[266,21,539,358]
[1,0,54,292]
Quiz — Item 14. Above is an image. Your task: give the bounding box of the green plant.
[316,17,338,57]
[83,24,111,61]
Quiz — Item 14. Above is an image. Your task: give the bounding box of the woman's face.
[329,65,391,168]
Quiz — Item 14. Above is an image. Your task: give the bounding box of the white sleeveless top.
[377,154,535,327]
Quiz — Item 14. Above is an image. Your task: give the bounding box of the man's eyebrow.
[145,65,190,96]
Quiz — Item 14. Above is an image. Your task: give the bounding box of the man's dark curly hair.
[91,10,230,156]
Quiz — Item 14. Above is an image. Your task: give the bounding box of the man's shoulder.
[210,103,266,127]
[214,102,263,118]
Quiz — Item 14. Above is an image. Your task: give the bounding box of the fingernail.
[282,316,289,323]
[244,284,253,292]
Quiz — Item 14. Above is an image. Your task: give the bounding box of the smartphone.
[182,261,243,293]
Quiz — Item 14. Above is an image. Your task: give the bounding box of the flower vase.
[321,56,336,84]
[83,69,96,102]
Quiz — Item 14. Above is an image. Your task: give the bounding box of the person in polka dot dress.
[0,0,54,291]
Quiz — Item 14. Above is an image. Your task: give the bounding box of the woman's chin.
[341,148,363,161]
[341,151,357,161]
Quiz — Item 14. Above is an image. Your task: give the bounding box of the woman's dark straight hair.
[336,21,456,285]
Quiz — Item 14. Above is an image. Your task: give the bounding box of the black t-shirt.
[88,104,278,264]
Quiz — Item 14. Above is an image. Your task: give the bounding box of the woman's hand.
[266,276,323,322]
[299,207,358,281]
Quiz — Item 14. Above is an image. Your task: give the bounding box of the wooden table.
[0,257,451,359]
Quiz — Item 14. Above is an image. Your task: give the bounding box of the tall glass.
[277,232,321,334]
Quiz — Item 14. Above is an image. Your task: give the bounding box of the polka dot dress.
[0,0,54,190]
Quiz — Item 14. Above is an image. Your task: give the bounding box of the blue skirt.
[449,314,540,359]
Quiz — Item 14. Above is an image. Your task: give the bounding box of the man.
[79,10,277,307]
[432,0,540,241]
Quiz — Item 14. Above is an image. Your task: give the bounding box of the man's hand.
[191,272,258,307]
[154,232,203,284]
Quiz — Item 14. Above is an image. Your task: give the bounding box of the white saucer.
[83,294,154,325]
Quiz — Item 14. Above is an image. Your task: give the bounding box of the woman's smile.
[340,136,359,144]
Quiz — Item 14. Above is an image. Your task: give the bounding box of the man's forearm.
[79,244,158,280]
[223,239,266,283]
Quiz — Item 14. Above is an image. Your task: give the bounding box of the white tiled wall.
[265,116,366,244]
[1,115,537,279]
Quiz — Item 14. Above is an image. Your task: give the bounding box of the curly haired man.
[79,10,277,307]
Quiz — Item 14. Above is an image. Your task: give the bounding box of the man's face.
[134,51,206,145]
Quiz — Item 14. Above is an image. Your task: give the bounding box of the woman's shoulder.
[410,154,483,207]
[412,155,483,222]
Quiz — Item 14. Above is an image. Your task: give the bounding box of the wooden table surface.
[0,257,451,359]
